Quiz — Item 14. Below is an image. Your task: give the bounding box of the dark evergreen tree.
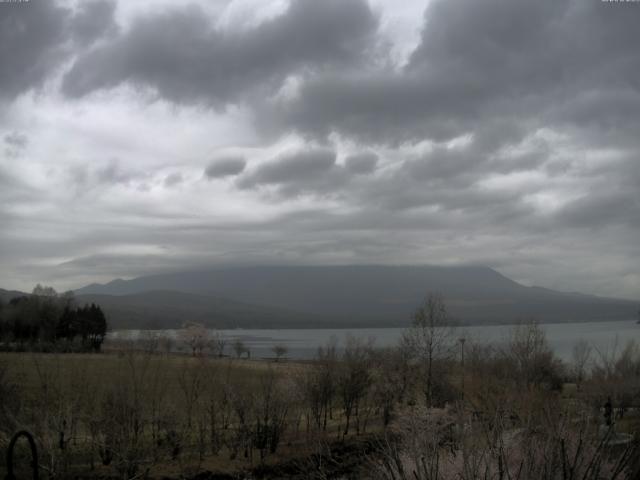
[87,303,107,351]
[56,306,77,340]
[0,287,108,352]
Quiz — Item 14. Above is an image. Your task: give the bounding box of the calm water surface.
[111,320,640,362]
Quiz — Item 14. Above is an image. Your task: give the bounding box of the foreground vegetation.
[1,294,640,479]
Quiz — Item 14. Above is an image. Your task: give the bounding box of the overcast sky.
[1,0,639,299]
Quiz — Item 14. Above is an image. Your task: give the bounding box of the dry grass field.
[3,320,640,479]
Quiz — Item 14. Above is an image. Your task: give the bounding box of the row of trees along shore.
[1,292,640,478]
[0,284,107,352]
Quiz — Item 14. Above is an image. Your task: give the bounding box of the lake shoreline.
[108,319,640,362]
[109,316,638,333]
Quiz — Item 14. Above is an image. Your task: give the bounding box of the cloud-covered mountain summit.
[74,265,639,328]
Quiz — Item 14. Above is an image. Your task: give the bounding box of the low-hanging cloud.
[237,149,337,190]
[205,157,247,179]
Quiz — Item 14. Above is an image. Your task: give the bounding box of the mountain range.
[59,265,640,329]
[2,266,637,329]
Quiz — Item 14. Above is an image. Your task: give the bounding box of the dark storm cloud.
[344,152,378,175]
[236,148,378,198]
[270,0,640,147]
[558,191,640,229]
[0,0,119,101]
[237,149,380,199]
[402,142,546,187]
[204,157,246,179]
[0,0,70,100]
[71,0,118,44]
[553,154,640,229]
[62,0,379,104]
[404,149,477,183]
[355,165,533,217]
[243,0,640,252]
[238,149,337,189]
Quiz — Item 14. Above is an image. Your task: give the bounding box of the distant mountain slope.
[0,288,28,303]
[1,286,333,329]
[75,265,639,326]
[75,290,329,329]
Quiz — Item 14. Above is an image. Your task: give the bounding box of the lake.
[110,319,640,362]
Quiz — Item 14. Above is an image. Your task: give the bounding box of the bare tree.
[232,339,249,359]
[139,331,160,354]
[227,380,255,461]
[158,334,174,355]
[209,331,227,358]
[571,339,592,387]
[337,336,373,436]
[177,357,206,429]
[253,368,290,460]
[179,323,209,356]
[508,320,563,389]
[272,344,288,362]
[204,362,232,455]
[402,293,456,408]
[371,347,414,427]
[296,339,338,434]
[589,339,640,421]
[91,351,154,479]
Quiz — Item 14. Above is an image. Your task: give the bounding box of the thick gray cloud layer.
[345,153,378,175]
[0,0,639,300]
[271,0,640,146]
[62,0,378,104]
[0,1,69,99]
[0,0,118,100]
[71,0,118,43]
[236,148,381,198]
[238,149,336,188]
